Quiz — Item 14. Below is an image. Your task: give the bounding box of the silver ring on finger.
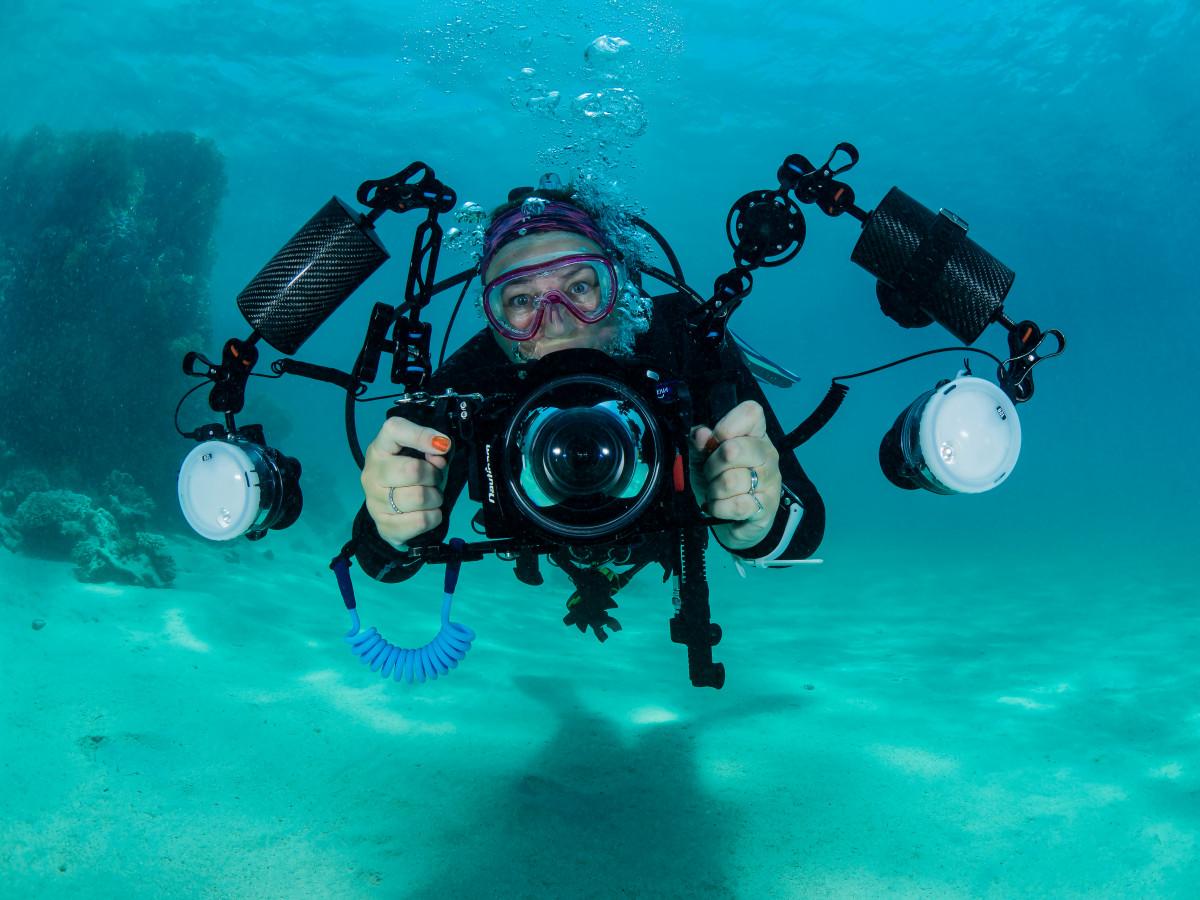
[749,492,765,516]
[387,486,403,515]
[748,467,759,494]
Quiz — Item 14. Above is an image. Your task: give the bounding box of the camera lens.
[529,406,635,504]
[503,373,663,541]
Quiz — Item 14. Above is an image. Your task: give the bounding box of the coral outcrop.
[5,486,176,587]
[0,128,226,519]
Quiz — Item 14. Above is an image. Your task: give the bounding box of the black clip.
[999,321,1067,403]
[391,314,433,390]
[778,143,865,218]
[688,267,754,348]
[182,335,259,414]
[356,162,456,218]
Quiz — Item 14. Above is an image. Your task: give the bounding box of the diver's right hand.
[361,416,453,549]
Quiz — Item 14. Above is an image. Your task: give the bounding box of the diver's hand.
[361,416,453,550]
[690,400,781,551]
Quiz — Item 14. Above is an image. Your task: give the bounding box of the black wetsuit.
[352,293,824,582]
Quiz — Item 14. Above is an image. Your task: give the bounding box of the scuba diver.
[175,146,1065,687]
[352,186,824,621]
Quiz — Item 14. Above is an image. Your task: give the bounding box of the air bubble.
[446,203,488,258]
[456,201,486,224]
[572,88,647,137]
[526,90,561,116]
[585,35,632,70]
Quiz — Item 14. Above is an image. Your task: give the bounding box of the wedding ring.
[748,467,759,494]
[387,486,402,515]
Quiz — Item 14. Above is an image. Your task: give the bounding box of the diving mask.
[482,253,619,342]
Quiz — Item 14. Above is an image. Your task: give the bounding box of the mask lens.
[484,255,616,340]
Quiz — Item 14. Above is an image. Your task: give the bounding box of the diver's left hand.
[690,400,782,552]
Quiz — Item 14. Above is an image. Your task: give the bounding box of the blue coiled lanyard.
[331,537,476,684]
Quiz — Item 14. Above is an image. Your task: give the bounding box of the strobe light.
[178,439,303,540]
[879,373,1021,494]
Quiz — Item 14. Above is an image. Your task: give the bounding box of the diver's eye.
[569,279,594,296]
[505,293,534,309]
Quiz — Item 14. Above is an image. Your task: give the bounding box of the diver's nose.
[540,299,572,336]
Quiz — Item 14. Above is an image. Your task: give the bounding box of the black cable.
[632,216,686,284]
[173,381,211,437]
[438,272,476,368]
[833,346,1005,382]
[782,346,1008,452]
[783,382,849,450]
[175,355,288,438]
[429,265,476,298]
[355,390,413,404]
[639,264,705,304]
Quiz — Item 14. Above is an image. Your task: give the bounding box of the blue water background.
[6,0,1195,562]
[3,1,1199,895]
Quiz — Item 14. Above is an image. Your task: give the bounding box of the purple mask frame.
[482,253,619,341]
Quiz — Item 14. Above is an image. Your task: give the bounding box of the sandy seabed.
[3,527,1198,899]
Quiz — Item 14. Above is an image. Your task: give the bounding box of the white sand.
[3,529,1198,897]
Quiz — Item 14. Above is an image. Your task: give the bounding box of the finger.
[368,416,453,460]
[703,486,781,526]
[703,435,775,481]
[365,495,399,527]
[712,400,767,443]
[380,484,444,515]
[707,491,772,524]
[706,465,772,501]
[689,424,718,455]
[722,517,773,547]
[366,455,442,491]
[376,507,444,547]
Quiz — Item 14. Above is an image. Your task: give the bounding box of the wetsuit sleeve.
[352,503,423,583]
[715,337,825,564]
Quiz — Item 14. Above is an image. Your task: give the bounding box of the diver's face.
[483,231,619,362]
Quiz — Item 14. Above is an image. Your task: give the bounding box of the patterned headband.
[480,198,610,278]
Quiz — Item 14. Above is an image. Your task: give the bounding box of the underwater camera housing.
[428,348,698,550]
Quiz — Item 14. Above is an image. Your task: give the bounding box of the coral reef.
[5,487,176,587]
[101,469,157,525]
[0,128,226,522]
[71,529,177,588]
[8,489,95,558]
[1,466,50,515]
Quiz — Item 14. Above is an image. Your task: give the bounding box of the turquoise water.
[3,1,1199,896]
